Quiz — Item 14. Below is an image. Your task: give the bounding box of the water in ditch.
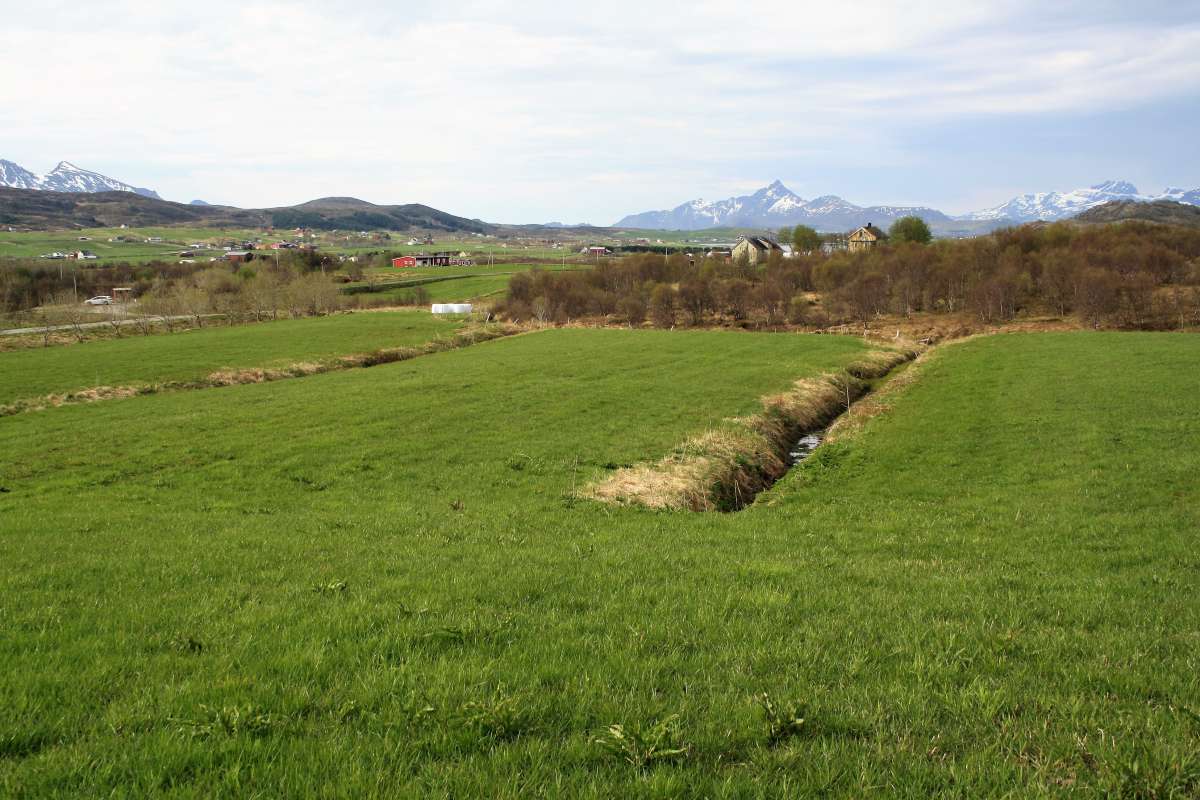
[787,431,824,465]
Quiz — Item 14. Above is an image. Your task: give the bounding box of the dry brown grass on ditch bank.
[0,324,526,417]
[585,348,917,512]
[497,309,1126,354]
[822,346,949,445]
[826,311,1092,345]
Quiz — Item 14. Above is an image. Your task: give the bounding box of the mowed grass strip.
[363,266,586,303]
[413,273,512,301]
[369,273,513,303]
[1,331,1198,796]
[0,311,460,404]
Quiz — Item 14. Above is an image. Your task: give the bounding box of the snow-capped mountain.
[616,180,804,229]
[616,180,949,231]
[0,159,160,199]
[957,180,1199,223]
[1161,186,1200,206]
[616,178,1200,232]
[0,159,42,190]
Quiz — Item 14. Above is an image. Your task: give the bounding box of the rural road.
[0,315,203,336]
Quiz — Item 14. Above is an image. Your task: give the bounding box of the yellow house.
[847,223,888,252]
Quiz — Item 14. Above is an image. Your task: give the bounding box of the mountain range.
[0,159,160,199]
[616,179,1200,232]
[616,180,952,232]
[4,157,1200,233]
[960,180,1200,223]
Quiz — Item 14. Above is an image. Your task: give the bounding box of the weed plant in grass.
[1,330,1197,797]
[0,310,460,404]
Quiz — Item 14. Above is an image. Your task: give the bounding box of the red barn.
[392,256,417,268]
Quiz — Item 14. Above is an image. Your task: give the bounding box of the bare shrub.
[617,294,646,326]
[649,284,675,328]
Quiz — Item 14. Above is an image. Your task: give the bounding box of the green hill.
[0,187,492,233]
[1075,199,1200,227]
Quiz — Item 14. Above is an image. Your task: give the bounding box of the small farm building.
[413,252,473,267]
[732,235,783,265]
[848,223,888,251]
[414,252,453,266]
[392,256,417,268]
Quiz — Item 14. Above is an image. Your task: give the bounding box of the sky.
[3,0,1200,223]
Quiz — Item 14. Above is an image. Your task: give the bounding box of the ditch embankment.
[585,346,920,511]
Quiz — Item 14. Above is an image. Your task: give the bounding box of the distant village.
[34,219,890,269]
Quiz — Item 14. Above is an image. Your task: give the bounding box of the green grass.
[356,260,582,283]
[1,331,1198,797]
[0,311,460,404]
[371,273,513,303]
[350,263,586,303]
[0,227,264,264]
[0,224,599,266]
[382,243,584,259]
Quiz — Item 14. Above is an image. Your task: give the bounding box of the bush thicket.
[496,221,1200,330]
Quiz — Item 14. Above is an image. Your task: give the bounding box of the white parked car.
[84,296,113,306]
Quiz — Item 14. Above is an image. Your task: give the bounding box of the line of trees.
[0,255,373,344]
[497,221,1200,330]
[139,265,345,328]
[0,248,349,314]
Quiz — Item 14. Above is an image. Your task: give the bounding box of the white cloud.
[1,1,1197,221]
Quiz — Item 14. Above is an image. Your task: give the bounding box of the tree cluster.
[138,264,344,328]
[497,221,1200,330]
[0,248,344,315]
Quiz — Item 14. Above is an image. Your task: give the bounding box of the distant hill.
[266,197,490,233]
[1075,199,1200,227]
[0,159,160,199]
[0,188,261,229]
[0,187,492,233]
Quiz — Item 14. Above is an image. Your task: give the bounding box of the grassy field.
[0,226,601,265]
[350,263,585,303]
[0,217,738,267]
[357,261,583,283]
[0,227,262,264]
[370,274,513,303]
[0,311,460,404]
[1,330,1197,796]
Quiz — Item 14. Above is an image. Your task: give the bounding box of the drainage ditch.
[585,347,920,512]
